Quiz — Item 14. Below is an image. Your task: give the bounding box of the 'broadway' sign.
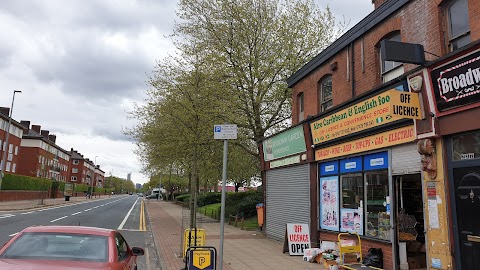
[431,49,480,112]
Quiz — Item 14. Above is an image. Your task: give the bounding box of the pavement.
[0,196,327,270]
[145,199,327,270]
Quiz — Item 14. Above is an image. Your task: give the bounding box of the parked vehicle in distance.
[146,194,158,199]
[0,226,144,270]
[137,193,144,197]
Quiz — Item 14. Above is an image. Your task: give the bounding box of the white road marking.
[71,212,82,216]
[9,232,18,237]
[21,211,35,215]
[0,214,15,219]
[84,208,92,212]
[50,216,68,223]
[118,198,140,230]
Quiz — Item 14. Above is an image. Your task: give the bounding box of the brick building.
[68,149,101,188]
[0,108,24,175]
[16,122,70,181]
[260,0,479,269]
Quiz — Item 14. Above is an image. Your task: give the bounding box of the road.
[0,195,160,269]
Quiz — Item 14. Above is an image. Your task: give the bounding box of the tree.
[174,0,343,149]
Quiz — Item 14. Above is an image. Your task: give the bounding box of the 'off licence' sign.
[286,223,310,255]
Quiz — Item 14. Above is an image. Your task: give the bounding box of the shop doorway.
[453,166,480,269]
[395,174,426,270]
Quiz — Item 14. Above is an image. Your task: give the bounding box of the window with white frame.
[318,76,333,113]
[14,146,18,155]
[72,168,78,173]
[73,160,79,165]
[379,33,404,83]
[71,176,77,181]
[446,0,470,51]
[6,162,11,172]
[12,163,16,173]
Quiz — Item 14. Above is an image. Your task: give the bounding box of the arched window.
[446,0,470,51]
[318,76,332,113]
[297,92,304,122]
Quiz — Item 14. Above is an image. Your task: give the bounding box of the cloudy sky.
[0,0,373,185]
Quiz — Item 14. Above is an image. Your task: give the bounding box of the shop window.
[452,131,480,160]
[318,76,333,113]
[365,170,390,240]
[340,173,364,234]
[379,33,404,83]
[297,92,304,122]
[446,0,470,52]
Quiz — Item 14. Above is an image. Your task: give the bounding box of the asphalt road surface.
[0,195,160,270]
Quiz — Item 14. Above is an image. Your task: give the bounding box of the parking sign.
[213,125,237,140]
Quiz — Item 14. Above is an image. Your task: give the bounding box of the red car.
[0,226,144,270]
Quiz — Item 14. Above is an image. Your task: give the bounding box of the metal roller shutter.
[392,143,421,175]
[265,164,310,241]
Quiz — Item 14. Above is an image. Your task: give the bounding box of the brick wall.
[0,190,66,202]
[291,0,480,125]
[319,230,394,270]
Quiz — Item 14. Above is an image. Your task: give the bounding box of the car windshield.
[0,232,109,262]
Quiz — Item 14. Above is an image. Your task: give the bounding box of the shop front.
[261,125,313,242]
[426,43,480,270]
[310,82,426,270]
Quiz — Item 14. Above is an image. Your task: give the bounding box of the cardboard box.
[303,248,321,257]
[314,253,324,264]
[407,241,423,253]
[342,253,358,263]
[323,259,337,269]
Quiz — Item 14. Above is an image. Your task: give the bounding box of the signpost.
[285,223,311,255]
[213,124,237,270]
[183,228,206,258]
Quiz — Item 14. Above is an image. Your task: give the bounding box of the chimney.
[20,120,30,129]
[372,0,386,9]
[48,134,57,143]
[0,107,10,116]
[20,120,30,133]
[31,125,41,133]
[41,130,50,138]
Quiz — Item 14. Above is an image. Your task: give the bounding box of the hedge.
[2,173,52,191]
[197,192,221,207]
[224,190,262,219]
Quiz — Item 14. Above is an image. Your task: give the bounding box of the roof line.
[287,0,409,87]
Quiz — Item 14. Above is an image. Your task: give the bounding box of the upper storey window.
[379,33,404,83]
[297,93,304,122]
[318,76,333,113]
[446,0,470,51]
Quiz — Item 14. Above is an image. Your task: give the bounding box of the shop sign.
[286,223,310,255]
[64,183,74,197]
[340,209,363,235]
[339,156,362,173]
[319,161,339,176]
[270,155,300,168]
[310,89,421,145]
[263,126,306,161]
[315,125,415,161]
[431,49,480,112]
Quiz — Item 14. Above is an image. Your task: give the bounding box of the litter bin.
[256,203,264,230]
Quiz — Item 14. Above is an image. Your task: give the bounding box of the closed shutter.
[265,164,310,241]
[392,143,421,175]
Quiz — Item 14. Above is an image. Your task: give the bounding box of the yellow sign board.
[389,90,423,119]
[183,229,206,257]
[192,250,212,270]
[315,125,415,161]
[310,89,423,145]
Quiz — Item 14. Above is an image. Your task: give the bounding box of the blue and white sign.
[340,156,362,173]
[364,151,389,171]
[319,161,339,176]
[213,125,238,140]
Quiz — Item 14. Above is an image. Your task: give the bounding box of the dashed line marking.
[71,212,82,216]
[21,211,35,215]
[50,216,68,223]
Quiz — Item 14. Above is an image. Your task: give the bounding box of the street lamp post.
[0,90,22,190]
[92,156,98,198]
